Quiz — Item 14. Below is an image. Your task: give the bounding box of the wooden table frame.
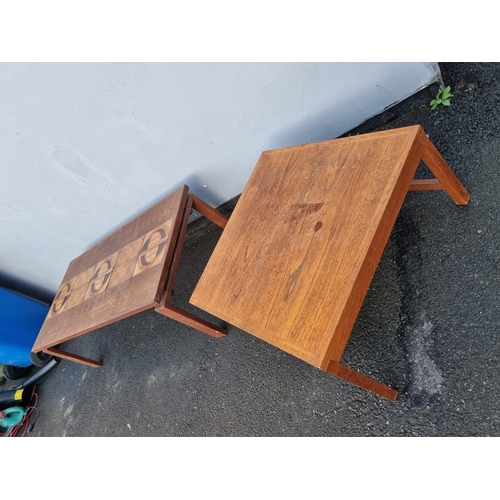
[190,126,470,401]
[33,186,228,368]
[154,193,228,337]
[326,129,470,400]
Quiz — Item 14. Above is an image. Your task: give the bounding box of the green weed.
[430,86,453,110]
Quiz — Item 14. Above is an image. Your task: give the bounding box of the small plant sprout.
[430,86,453,110]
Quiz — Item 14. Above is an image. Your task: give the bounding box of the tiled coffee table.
[32,185,228,367]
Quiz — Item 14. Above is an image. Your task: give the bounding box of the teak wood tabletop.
[32,185,228,368]
[190,125,470,401]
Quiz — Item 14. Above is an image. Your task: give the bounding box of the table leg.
[43,347,102,368]
[155,192,227,338]
[190,194,229,228]
[417,130,470,205]
[327,360,398,401]
[155,303,226,338]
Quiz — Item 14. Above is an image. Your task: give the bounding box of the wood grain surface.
[191,126,468,374]
[32,185,189,352]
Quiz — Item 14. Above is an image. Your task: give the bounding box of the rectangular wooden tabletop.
[32,185,189,353]
[190,126,426,370]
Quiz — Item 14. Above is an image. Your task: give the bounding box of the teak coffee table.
[32,185,228,368]
[190,125,470,401]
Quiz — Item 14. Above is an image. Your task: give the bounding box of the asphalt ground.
[4,63,499,441]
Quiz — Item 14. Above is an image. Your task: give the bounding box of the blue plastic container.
[0,287,49,367]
